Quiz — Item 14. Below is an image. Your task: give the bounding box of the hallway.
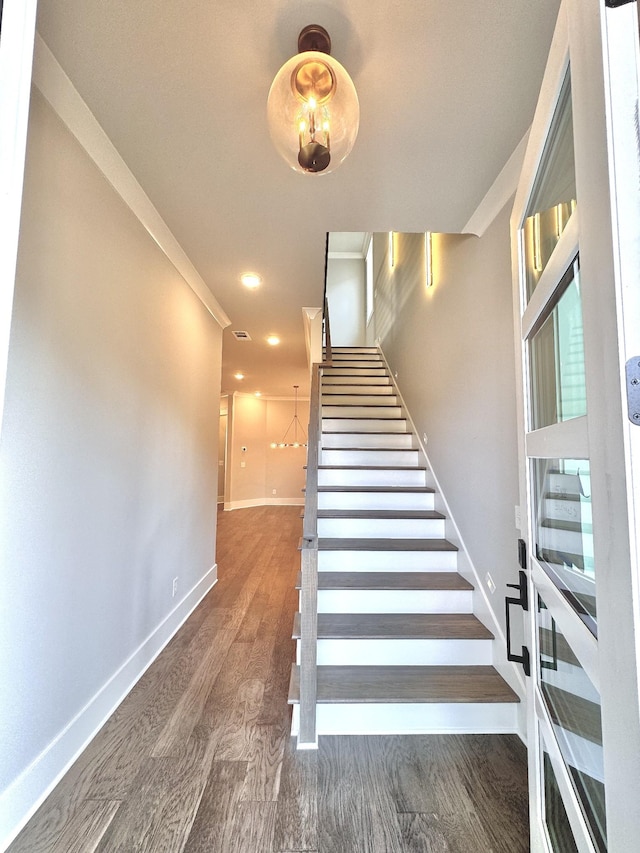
[8,506,529,852]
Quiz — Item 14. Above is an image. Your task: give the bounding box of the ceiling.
[35,0,561,397]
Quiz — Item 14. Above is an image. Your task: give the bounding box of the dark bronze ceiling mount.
[297,24,331,55]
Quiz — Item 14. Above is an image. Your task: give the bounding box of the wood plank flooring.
[8,505,530,853]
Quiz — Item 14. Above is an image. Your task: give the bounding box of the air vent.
[232,330,252,341]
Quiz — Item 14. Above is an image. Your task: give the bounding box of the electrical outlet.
[486,572,496,594]
[422,432,428,445]
[515,505,521,529]
[172,577,178,598]
[272,489,277,495]
[394,371,398,379]
[240,461,246,468]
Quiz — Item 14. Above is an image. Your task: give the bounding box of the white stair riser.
[318,468,426,487]
[323,376,390,386]
[322,395,398,406]
[321,385,394,396]
[318,550,458,571]
[322,433,416,449]
[323,418,407,432]
[317,492,435,511]
[306,638,492,666]
[322,406,402,419]
[321,449,419,467]
[314,589,473,614]
[291,703,519,737]
[329,348,379,355]
[317,517,445,538]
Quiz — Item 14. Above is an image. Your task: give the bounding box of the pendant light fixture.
[270,386,308,448]
[267,25,359,174]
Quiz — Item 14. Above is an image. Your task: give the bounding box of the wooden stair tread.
[288,664,519,704]
[319,537,457,551]
[293,612,493,640]
[317,485,435,494]
[296,571,473,591]
[317,509,445,520]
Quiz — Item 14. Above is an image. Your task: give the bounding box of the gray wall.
[373,214,524,690]
[0,90,223,842]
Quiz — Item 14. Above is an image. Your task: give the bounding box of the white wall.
[0,89,223,846]
[326,258,366,347]
[373,215,526,702]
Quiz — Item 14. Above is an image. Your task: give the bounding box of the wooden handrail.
[298,362,322,746]
[323,296,333,365]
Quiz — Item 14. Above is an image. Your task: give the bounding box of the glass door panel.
[530,258,585,429]
[543,751,580,853]
[538,595,606,851]
[533,458,595,628]
[522,70,577,298]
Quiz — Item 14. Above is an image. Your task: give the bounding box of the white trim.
[525,416,589,460]
[31,36,230,330]
[224,498,305,511]
[0,564,218,852]
[462,131,530,237]
[0,0,38,437]
[327,251,366,260]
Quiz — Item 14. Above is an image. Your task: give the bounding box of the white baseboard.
[0,565,218,852]
[224,498,305,511]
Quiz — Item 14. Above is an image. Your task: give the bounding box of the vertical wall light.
[425,231,433,287]
[389,231,395,269]
[532,212,543,272]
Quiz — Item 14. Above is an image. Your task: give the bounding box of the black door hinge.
[605,0,635,8]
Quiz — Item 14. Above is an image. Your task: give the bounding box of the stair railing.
[323,297,332,365]
[322,231,332,365]
[299,360,322,747]
[297,259,333,747]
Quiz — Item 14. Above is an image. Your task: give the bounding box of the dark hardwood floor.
[8,505,530,852]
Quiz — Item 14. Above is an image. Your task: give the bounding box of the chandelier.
[271,385,308,448]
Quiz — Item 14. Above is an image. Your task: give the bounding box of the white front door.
[511,1,640,850]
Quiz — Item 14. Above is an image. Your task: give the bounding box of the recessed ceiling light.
[241,272,262,289]
[254,391,262,397]
[234,372,245,380]
[266,335,280,346]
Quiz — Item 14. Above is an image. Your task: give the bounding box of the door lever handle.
[505,564,531,677]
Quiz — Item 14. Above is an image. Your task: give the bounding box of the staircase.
[289,346,519,738]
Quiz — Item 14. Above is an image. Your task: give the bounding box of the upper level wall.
[326,257,366,347]
[372,211,521,659]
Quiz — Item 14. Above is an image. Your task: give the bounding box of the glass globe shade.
[267,50,359,174]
